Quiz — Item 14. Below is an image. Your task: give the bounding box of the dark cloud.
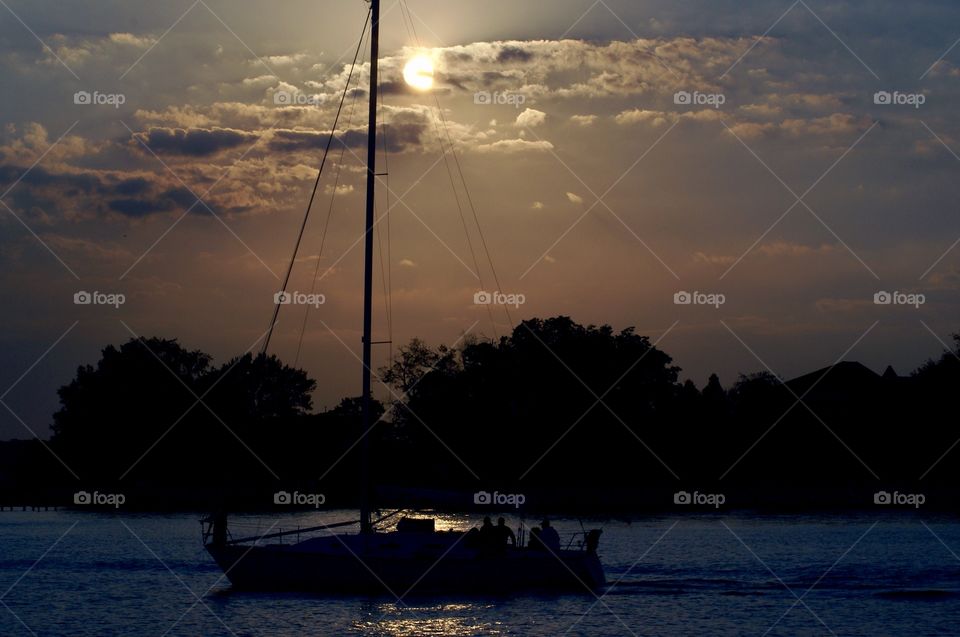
[268,118,426,154]
[109,186,201,218]
[114,177,150,196]
[132,127,259,157]
[379,81,414,96]
[161,186,198,209]
[107,186,198,218]
[0,163,204,219]
[107,198,169,217]
[0,165,102,195]
[496,45,533,63]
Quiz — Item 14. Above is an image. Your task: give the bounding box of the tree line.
[2,316,959,509]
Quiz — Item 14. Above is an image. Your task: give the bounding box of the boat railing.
[202,509,405,546]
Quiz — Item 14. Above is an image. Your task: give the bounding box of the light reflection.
[357,602,505,636]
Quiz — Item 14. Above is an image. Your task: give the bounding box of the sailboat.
[203,0,605,594]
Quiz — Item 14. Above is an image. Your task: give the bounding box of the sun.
[402,54,434,90]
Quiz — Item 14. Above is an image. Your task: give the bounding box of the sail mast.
[359,0,380,535]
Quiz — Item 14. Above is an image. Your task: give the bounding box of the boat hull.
[206,533,605,594]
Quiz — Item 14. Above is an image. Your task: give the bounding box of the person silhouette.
[495,517,516,547]
[539,519,560,551]
[528,525,543,550]
[478,516,496,548]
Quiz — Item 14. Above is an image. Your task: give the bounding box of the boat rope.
[400,0,514,335]
[375,60,394,365]
[293,20,372,368]
[261,7,372,356]
[225,508,403,545]
[397,0,499,339]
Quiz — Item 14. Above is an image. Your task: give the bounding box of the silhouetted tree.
[51,337,210,480]
[379,316,681,487]
[50,338,316,485]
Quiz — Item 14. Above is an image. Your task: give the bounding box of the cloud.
[566,192,584,204]
[570,114,597,126]
[614,108,722,128]
[108,32,154,48]
[132,127,259,157]
[496,45,534,63]
[399,258,416,267]
[107,187,197,218]
[0,160,203,220]
[693,252,735,266]
[516,108,547,128]
[39,31,160,68]
[756,242,838,257]
[431,37,746,100]
[324,184,354,195]
[0,122,98,165]
[694,243,839,267]
[614,109,672,127]
[474,139,554,153]
[531,201,544,209]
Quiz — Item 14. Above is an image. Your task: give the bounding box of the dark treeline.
[2,316,959,510]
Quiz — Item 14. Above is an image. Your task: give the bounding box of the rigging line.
[398,0,415,39]
[436,102,514,329]
[376,61,394,365]
[374,196,389,350]
[375,61,392,357]
[398,0,499,339]
[261,7,371,356]
[401,0,511,332]
[384,140,394,366]
[381,69,394,364]
[293,29,370,368]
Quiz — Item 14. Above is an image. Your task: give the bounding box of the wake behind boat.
[203,0,605,594]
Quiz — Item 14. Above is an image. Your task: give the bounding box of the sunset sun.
[402,54,434,90]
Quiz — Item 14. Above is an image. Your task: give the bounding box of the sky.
[2,0,960,439]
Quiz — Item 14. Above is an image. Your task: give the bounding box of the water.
[2,511,959,636]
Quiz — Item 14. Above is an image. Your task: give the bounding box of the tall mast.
[359,0,380,534]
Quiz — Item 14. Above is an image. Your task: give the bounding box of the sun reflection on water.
[355,602,505,636]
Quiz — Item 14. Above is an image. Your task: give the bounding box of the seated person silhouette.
[527,525,543,550]
[477,516,497,548]
[585,529,602,553]
[494,517,516,547]
[538,519,560,551]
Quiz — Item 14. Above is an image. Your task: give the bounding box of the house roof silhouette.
[785,361,907,404]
